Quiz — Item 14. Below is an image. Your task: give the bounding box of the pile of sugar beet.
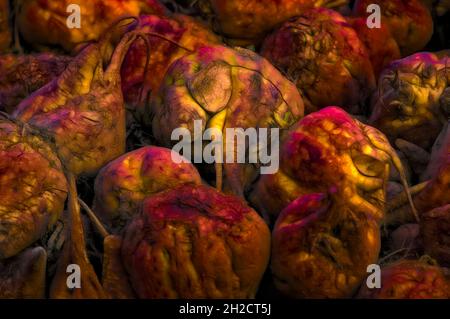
[0,0,449,299]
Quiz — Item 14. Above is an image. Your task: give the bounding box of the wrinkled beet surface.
[121,185,271,298]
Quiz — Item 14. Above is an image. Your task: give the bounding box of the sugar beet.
[13,19,144,176]
[272,192,381,298]
[0,247,47,298]
[121,185,270,298]
[93,146,202,232]
[250,107,415,223]
[370,53,449,150]
[353,0,433,56]
[0,53,71,113]
[151,45,303,196]
[0,119,67,259]
[261,8,375,114]
[121,14,221,120]
[16,0,166,52]
[357,260,450,299]
[196,0,348,45]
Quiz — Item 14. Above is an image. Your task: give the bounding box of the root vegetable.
[93,146,202,232]
[121,185,271,298]
[0,119,67,259]
[0,247,47,298]
[50,173,106,299]
[385,182,430,227]
[102,235,135,299]
[370,53,449,150]
[196,0,349,45]
[261,8,375,114]
[386,182,404,201]
[414,124,449,214]
[16,0,166,52]
[421,205,450,267]
[13,18,143,176]
[347,17,401,78]
[357,260,450,299]
[272,191,381,298]
[353,0,433,56]
[121,14,221,120]
[0,53,71,113]
[151,45,303,196]
[414,172,449,220]
[387,150,412,185]
[250,107,415,223]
